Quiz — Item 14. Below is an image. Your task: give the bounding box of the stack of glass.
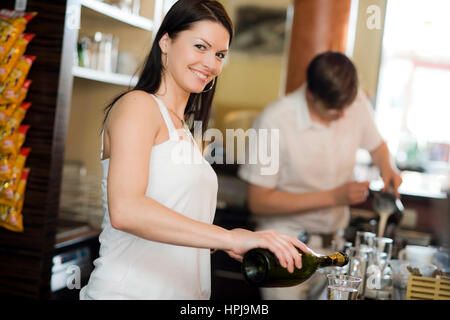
[347,231,394,300]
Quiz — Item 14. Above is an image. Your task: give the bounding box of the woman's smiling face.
[159,20,230,93]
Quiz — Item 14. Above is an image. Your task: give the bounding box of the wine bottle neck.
[317,252,348,268]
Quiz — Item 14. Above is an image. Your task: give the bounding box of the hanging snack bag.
[15,79,32,103]
[0,147,30,201]
[0,152,15,181]
[5,102,31,134]
[0,79,32,104]
[0,9,37,34]
[0,167,29,232]
[0,33,35,82]
[0,204,17,230]
[0,180,15,204]
[0,9,37,61]
[0,127,11,143]
[0,124,29,155]
[0,103,17,127]
[0,55,35,100]
[16,167,30,212]
[12,147,31,188]
[16,124,30,150]
[0,21,19,62]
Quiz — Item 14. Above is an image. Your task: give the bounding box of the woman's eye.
[195,44,206,50]
[216,53,225,59]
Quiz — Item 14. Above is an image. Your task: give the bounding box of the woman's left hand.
[223,228,310,273]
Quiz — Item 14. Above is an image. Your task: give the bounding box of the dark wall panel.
[0,0,70,299]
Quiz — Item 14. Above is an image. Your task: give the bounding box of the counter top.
[55,219,101,250]
[354,162,449,200]
[370,170,448,199]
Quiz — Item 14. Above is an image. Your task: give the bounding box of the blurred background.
[0,0,448,300]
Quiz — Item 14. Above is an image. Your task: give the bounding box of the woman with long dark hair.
[80,0,308,300]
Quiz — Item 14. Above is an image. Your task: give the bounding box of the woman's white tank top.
[79,94,218,300]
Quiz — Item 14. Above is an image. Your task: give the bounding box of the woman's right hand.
[225,228,310,273]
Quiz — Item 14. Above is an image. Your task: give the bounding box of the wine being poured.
[327,274,362,300]
[328,285,359,300]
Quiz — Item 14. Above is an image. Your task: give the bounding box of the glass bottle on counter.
[242,248,349,287]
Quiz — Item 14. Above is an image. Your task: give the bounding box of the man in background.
[238,51,402,300]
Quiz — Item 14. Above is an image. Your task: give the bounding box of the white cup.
[398,245,436,264]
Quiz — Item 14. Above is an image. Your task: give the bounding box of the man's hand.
[333,181,370,206]
[380,169,403,198]
[369,141,403,198]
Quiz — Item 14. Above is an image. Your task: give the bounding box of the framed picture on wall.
[231,4,289,56]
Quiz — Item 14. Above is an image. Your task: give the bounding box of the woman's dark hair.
[103,0,233,134]
[306,51,358,110]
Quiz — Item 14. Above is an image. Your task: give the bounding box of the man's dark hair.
[306,51,358,110]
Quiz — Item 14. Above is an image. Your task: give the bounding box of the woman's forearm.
[110,196,233,251]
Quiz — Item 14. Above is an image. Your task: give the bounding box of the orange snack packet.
[0,55,35,100]
[0,126,12,142]
[0,124,29,155]
[0,103,17,127]
[16,124,30,150]
[5,102,31,134]
[0,9,37,34]
[0,33,34,82]
[0,167,29,232]
[0,152,15,181]
[0,204,19,231]
[0,180,15,204]
[0,21,19,62]
[15,167,30,214]
[0,10,36,62]
[13,147,31,182]
[0,79,31,104]
[0,147,30,197]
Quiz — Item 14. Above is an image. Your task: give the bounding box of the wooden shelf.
[80,0,154,31]
[72,65,138,86]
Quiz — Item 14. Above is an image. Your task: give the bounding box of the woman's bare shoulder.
[105,90,161,130]
[113,90,159,114]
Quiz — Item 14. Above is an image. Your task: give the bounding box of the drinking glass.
[433,247,450,272]
[355,231,376,251]
[388,259,412,300]
[374,237,393,272]
[374,237,393,257]
[348,246,373,297]
[327,274,362,300]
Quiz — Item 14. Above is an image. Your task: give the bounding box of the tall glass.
[327,274,362,300]
[373,237,393,274]
[355,231,376,251]
[374,237,393,260]
[363,237,394,299]
[348,246,372,297]
[388,259,411,300]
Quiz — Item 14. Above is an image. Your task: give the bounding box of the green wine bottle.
[242,248,349,287]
